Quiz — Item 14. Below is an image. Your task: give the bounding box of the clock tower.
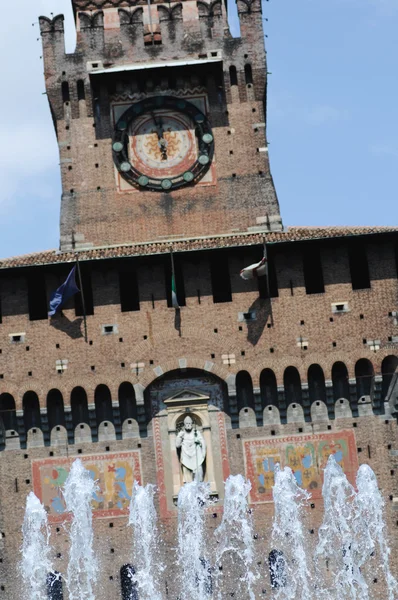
[39,0,282,250]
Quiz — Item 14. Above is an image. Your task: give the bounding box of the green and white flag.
[171,270,179,308]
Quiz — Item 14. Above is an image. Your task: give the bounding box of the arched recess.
[382,355,398,400]
[229,65,238,86]
[236,370,255,412]
[308,364,326,404]
[47,389,66,431]
[120,564,138,600]
[260,369,278,409]
[94,384,113,426]
[355,358,374,400]
[71,386,90,428]
[332,361,350,402]
[23,391,41,432]
[0,393,17,431]
[118,382,138,424]
[244,63,253,85]
[284,367,302,405]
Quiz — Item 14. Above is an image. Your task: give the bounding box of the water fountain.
[20,455,397,599]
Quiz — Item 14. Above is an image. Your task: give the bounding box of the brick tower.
[39,0,282,251]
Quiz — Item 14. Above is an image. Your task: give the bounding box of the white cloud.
[369,144,398,159]
[305,105,350,126]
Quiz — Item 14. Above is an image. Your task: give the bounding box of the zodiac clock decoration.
[112,96,215,191]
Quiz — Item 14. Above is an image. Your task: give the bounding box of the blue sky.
[0,0,396,258]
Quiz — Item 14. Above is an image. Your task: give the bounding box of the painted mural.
[32,451,141,523]
[243,430,358,503]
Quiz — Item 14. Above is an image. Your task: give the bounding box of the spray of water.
[356,464,398,600]
[177,481,211,600]
[215,474,257,600]
[316,455,369,600]
[21,491,53,600]
[63,459,98,600]
[271,465,313,600]
[129,481,164,600]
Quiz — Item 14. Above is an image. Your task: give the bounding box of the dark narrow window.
[303,245,324,294]
[348,243,370,290]
[165,257,186,308]
[118,382,138,423]
[210,253,232,303]
[23,391,42,432]
[284,367,302,405]
[47,389,66,431]
[269,550,287,588]
[94,385,113,425]
[355,358,374,400]
[77,80,86,101]
[394,241,398,278]
[308,364,326,403]
[382,355,398,400]
[28,273,48,321]
[236,371,255,412]
[119,270,140,312]
[0,294,2,323]
[47,571,63,599]
[258,247,278,298]
[260,369,278,409]
[229,65,238,86]
[121,565,138,600]
[75,270,94,316]
[61,82,70,103]
[0,393,17,431]
[244,64,253,85]
[332,362,349,402]
[71,387,90,428]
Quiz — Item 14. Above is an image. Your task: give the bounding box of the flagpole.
[170,246,178,309]
[75,254,88,343]
[263,237,274,327]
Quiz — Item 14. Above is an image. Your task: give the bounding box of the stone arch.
[94,384,113,426]
[259,368,278,410]
[308,364,326,404]
[23,391,41,432]
[118,382,138,424]
[0,393,17,432]
[71,386,90,428]
[236,370,255,412]
[47,389,66,431]
[355,358,374,400]
[283,367,302,406]
[382,355,398,400]
[332,361,350,402]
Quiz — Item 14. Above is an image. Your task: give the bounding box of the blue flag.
[48,265,80,317]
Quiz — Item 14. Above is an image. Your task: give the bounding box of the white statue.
[175,416,206,483]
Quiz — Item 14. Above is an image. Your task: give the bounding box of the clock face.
[112,96,214,191]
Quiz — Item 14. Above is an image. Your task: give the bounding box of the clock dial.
[113,96,214,191]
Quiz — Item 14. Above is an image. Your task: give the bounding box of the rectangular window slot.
[238,311,256,322]
[303,244,325,294]
[332,302,349,314]
[119,270,140,312]
[10,333,25,344]
[102,324,118,335]
[210,253,232,304]
[348,243,371,290]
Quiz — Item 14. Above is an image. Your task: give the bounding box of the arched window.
[260,369,277,409]
[118,382,137,424]
[229,65,238,86]
[284,367,302,405]
[355,359,374,400]
[61,81,70,103]
[269,549,287,588]
[47,571,63,599]
[382,355,398,400]
[23,391,41,432]
[94,384,113,426]
[308,364,326,404]
[0,393,17,431]
[244,63,253,85]
[47,389,66,431]
[77,79,86,101]
[332,362,349,401]
[120,564,138,600]
[236,371,255,412]
[71,387,90,428]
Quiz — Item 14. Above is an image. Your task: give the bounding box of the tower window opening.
[61,81,70,103]
[77,80,86,101]
[244,64,253,85]
[303,245,324,294]
[348,243,371,290]
[229,65,238,86]
[210,253,232,303]
[119,270,140,312]
[28,273,48,321]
